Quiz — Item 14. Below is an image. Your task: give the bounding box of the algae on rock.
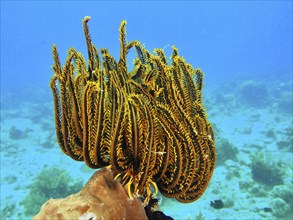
[21,166,83,217]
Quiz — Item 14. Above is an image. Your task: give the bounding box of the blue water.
[1,1,292,93]
[1,1,292,219]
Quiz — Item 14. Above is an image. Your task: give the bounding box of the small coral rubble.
[33,168,147,220]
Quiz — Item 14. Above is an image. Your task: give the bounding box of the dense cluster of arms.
[50,16,216,204]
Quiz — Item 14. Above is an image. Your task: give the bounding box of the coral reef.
[33,168,147,220]
[237,80,269,108]
[21,166,83,217]
[277,126,293,152]
[250,151,285,186]
[271,198,291,219]
[0,199,16,220]
[9,125,31,140]
[194,211,206,220]
[216,138,239,166]
[271,185,293,218]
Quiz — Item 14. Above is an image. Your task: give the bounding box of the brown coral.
[33,168,147,220]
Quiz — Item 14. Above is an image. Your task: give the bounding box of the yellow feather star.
[50,16,216,203]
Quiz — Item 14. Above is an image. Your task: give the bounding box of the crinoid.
[50,16,216,203]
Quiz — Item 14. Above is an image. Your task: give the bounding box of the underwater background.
[0,1,292,219]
